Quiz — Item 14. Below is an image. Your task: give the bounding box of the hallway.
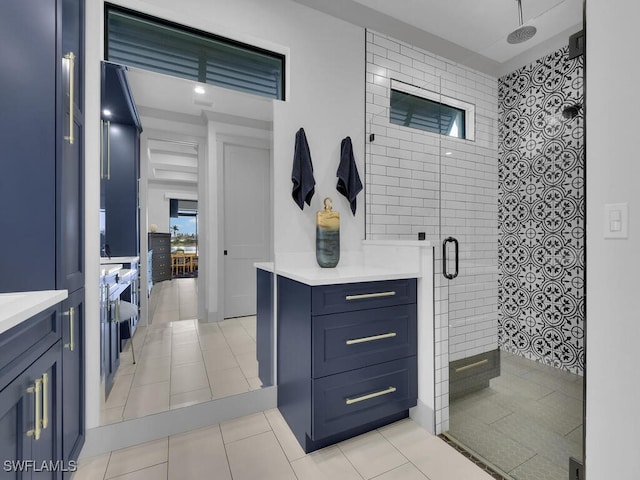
[101,278,260,424]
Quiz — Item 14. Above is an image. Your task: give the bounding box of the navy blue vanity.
[277,271,418,453]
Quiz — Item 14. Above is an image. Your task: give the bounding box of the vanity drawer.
[311,278,416,316]
[312,304,416,378]
[311,357,417,440]
[0,305,61,390]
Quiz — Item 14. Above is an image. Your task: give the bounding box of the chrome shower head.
[507,25,537,44]
[562,103,582,120]
[507,0,537,44]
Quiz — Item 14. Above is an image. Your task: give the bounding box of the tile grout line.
[253,413,301,480]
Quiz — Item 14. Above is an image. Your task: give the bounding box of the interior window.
[105,4,285,100]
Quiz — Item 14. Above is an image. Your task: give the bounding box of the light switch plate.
[604,203,628,238]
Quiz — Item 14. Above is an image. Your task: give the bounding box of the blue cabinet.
[59,0,85,295]
[0,306,64,479]
[61,290,84,472]
[0,0,85,473]
[101,62,142,259]
[256,268,274,387]
[277,277,418,453]
[100,273,121,396]
[0,0,57,292]
[0,0,84,295]
[0,342,63,480]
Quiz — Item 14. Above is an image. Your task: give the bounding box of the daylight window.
[169,199,198,255]
[105,4,285,100]
[389,80,474,140]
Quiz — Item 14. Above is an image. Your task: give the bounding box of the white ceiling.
[292,0,583,76]
[126,67,274,122]
[350,0,582,63]
[125,67,273,185]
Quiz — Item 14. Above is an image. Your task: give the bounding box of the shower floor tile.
[448,351,584,480]
[449,415,536,472]
[509,454,568,480]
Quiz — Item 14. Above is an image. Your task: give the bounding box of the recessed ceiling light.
[194,86,206,95]
[103,109,112,117]
[445,151,453,156]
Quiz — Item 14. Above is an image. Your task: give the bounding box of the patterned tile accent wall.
[365,30,499,434]
[498,46,585,375]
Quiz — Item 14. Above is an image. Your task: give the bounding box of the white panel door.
[223,143,271,318]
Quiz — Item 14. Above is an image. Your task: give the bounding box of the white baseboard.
[410,399,435,435]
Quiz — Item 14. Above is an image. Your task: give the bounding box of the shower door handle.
[442,237,459,280]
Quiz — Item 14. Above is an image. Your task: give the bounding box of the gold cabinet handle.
[100,120,104,179]
[106,120,111,179]
[345,291,396,301]
[454,359,489,373]
[63,52,75,144]
[346,386,396,405]
[42,373,49,430]
[26,378,43,440]
[108,300,116,322]
[64,307,75,351]
[346,332,397,345]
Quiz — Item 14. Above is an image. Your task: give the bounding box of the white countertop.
[100,256,140,264]
[363,239,432,247]
[266,240,432,285]
[254,262,274,273]
[0,290,68,336]
[100,264,123,277]
[117,269,137,282]
[274,264,419,286]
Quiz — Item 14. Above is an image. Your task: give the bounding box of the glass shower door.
[443,45,585,480]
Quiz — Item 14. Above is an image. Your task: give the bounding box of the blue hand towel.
[291,128,315,209]
[336,136,363,215]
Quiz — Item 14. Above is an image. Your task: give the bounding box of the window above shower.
[389,79,475,141]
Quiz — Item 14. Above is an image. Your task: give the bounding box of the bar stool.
[117,300,138,364]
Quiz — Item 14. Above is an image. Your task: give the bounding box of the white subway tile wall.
[365,31,499,434]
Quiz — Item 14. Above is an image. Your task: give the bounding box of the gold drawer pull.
[64,307,75,351]
[346,386,396,405]
[63,52,75,144]
[346,332,397,345]
[100,120,104,178]
[106,120,111,179]
[345,291,396,301]
[42,373,49,430]
[26,378,43,440]
[454,359,489,373]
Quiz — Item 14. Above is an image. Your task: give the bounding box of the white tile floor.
[101,278,261,425]
[74,409,496,480]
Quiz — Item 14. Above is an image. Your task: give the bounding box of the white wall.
[85,0,365,428]
[586,2,640,478]
[270,21,365,259]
